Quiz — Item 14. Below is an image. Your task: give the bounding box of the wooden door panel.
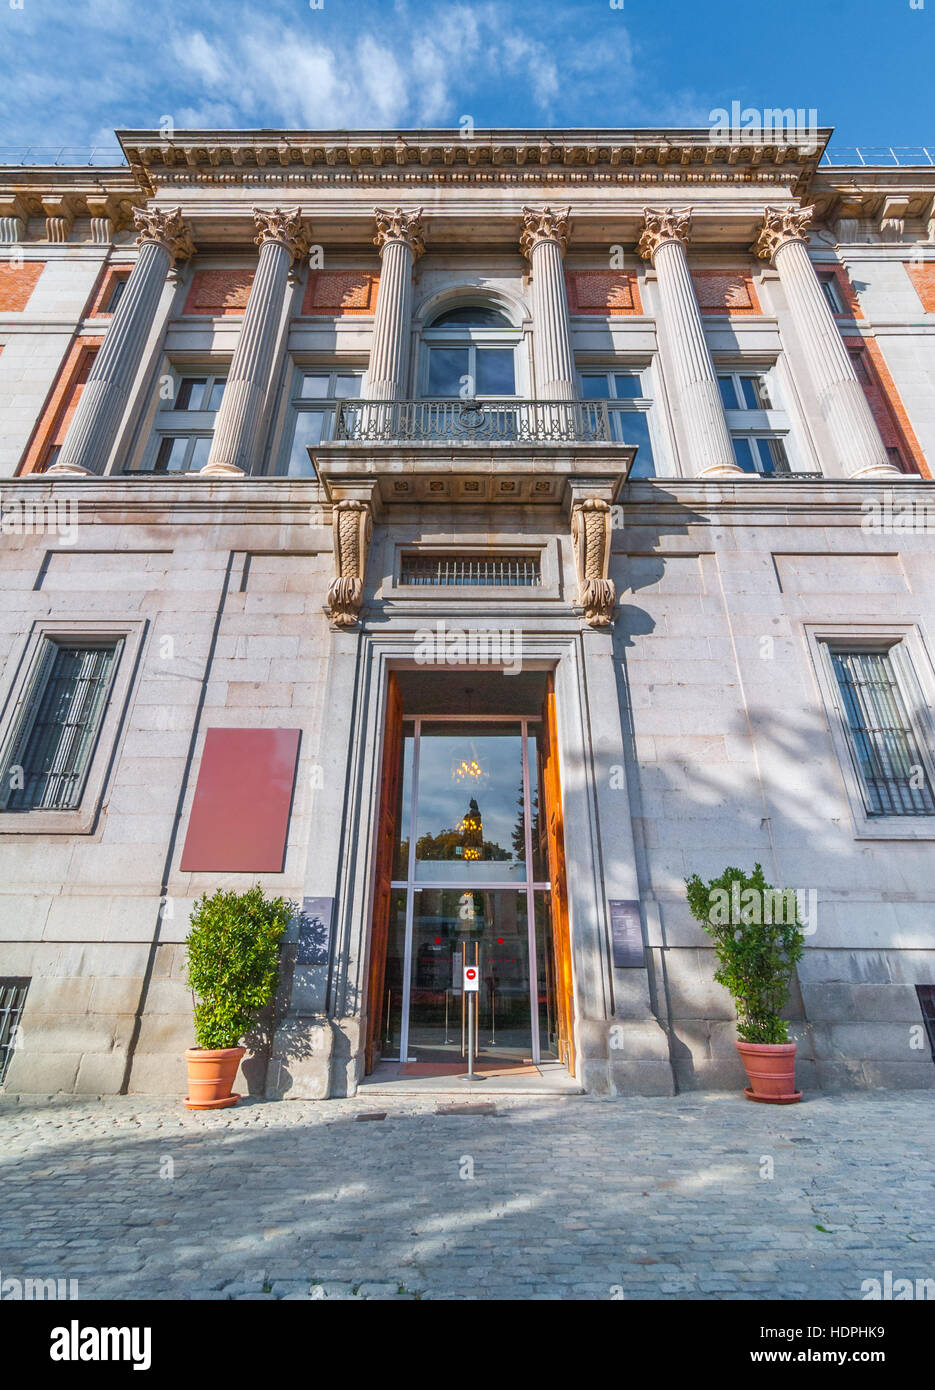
[542,674,576,1075]
[365,672,403,1073]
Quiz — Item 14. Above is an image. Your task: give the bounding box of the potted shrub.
[184,884,292,1110]
[685,862,806,1104]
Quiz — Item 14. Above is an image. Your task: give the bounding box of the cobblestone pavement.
[1,1090,933,1301]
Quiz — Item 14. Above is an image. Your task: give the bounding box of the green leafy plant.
[185,885,293,1051]
[684,862,805,1044]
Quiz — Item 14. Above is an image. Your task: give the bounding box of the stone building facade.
[1,127,934,1099]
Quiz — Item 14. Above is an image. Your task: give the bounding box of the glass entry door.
[382,718,558,1067]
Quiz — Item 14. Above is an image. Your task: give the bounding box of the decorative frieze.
[328,500,374,628]
[571,496,616,627]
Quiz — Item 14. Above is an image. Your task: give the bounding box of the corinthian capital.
[373,206,425,259]
[133,206,194,263]
[520,205,571,259]
[752,204,814,261]
[637,208,692,262]
[253,206,310,263]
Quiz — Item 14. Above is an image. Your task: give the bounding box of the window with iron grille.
[0,639,122,812]
[916,986,935,1061]
[0,978,29,1084]
[399,553,541,587]
[829,647,935,816]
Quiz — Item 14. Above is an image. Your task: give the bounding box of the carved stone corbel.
[571,497,616,627]
[328,500,373,629]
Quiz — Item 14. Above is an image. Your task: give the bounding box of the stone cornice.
[116,128,830,197]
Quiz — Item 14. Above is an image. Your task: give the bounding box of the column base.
[848,463,913,481]
[198,460,246,478]
[45,460,95,477]
[696,462,754,480]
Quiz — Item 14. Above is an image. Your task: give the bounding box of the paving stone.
[0,1092,933,1302]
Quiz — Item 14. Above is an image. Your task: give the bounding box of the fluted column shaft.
[51,208,192,476]
[521,207,576,401]
[366,238,416,400]
[203,208,308,478]
[638,209,742,479]
[772,235,902,480]
[528,237,576,399]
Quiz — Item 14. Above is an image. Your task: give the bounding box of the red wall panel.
[180,728,301,873]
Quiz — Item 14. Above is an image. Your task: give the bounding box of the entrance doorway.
[365,673,575,1079]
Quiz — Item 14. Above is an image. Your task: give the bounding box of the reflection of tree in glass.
[416,796,510,862]
[511,782,539,861]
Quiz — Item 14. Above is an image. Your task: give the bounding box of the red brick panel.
[847,336,930,478]
[86,264,132,317]
[907,264,935,312]
[19,335,103,475]
[0,261,44,312]
[301,270,379,316]
[180,728,302,873]
[565,270,643,315]
[691,270,761,315]
[182,268,255,316]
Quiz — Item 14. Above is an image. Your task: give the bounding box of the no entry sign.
[463,965,479,992]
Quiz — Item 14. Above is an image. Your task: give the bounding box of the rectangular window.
[0,640,122,812]
[136,365,228,474]
[0,979,29,1084]
[400,553,541,587]
[578,368,656,477]
[819,273,843,315]
[103,277,128,314]
[718,367,796,475]
[829,647,935,817]
[279,367,363,477]
[916,986,935,1061]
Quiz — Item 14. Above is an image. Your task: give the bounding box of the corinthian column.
[202,207,309,477]
[753,206,905,480]
[520,206,576,400]
[49,207,193,476]
[638,208,744,479]
[364,207,424,401]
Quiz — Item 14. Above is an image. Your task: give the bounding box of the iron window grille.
[400,553,542,587]
[0,639,122,812]
[0,978,29,1084]
[829,647,935,816]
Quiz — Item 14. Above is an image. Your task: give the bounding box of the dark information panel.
[609,899,644,968]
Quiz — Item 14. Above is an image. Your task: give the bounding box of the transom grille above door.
[399,553,541,587]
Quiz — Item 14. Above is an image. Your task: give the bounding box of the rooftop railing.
[333,398,611,444]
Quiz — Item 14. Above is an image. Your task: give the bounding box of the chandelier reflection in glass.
[450,742,489,787]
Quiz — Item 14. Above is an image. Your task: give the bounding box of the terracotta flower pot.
[735,1040,801,1104]
[184,1046,245,1110]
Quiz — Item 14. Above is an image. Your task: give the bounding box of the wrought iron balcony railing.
[333,398,611,444]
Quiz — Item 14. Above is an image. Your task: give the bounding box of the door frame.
[385,713,550,1067]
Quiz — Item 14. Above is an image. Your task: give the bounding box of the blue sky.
[0,0,931,156]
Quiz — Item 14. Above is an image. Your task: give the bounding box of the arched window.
[421,300,521,398]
